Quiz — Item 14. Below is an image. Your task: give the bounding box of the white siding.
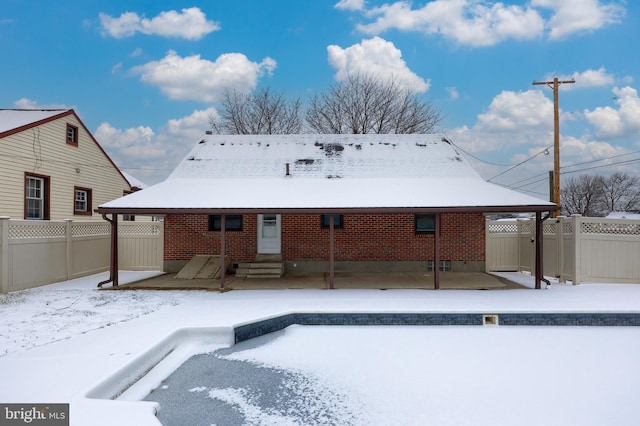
[0,112,132,220]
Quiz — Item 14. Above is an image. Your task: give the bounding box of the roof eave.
[96,204,558,216]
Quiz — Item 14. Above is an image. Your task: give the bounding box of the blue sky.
[1,0,639,200]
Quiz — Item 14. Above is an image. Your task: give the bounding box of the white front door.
[257,214,281,254]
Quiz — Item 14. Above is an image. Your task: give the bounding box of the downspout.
[98,213,119,288]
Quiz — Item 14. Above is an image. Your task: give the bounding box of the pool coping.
[234,312,640,342]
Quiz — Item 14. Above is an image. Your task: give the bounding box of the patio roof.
[98,134,556,215]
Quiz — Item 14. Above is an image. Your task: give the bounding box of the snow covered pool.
[138,323,640,426]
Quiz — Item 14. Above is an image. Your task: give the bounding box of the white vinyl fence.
[486,215,640,284]
[0,217,163,293]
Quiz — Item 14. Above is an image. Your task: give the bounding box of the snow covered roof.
[606,211,640,220]
[120,170,148,190]
[99,134,557,214]
[0,109,69,135]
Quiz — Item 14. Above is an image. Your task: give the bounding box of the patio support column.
[534,211,543,290]
[329,214,335,289]
[98,213,118,288]
[434,212,441,290]
[220,214,226,289]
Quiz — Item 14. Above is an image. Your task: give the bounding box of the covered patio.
[97,134,558,290]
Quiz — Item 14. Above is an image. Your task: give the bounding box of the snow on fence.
[0,217,163,293]
[486,215,640,285]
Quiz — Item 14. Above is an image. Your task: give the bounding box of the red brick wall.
[164,212,485,262]
[164,214,257,261]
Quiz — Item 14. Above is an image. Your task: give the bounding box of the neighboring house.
[98,134,557,288]
[606,211,640,220]
[0,109,133,220]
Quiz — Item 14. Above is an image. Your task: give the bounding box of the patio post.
[329,214,335,289]
[220,214,226,289]
[534,211,542,290]
[434,212,441,290]
[98,213,118,288]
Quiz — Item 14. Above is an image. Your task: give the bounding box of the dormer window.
[66,124,78,146]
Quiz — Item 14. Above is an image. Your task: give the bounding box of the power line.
[487,147,551,182]
[446,140,511,166]
[500,150,640,189]
[507,156,640,191]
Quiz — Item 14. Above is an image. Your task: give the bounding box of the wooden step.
[235,261,283,278]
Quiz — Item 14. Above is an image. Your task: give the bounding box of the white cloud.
[561,135,625,164]
[532,0,625,40]
[94,108,218,185]
[545,67,615,90]
[445,87,459,100]
[335,0,365,11]
[13,98,71,110]
[166,108,219,138]
[477,90,554,133]
[327,37,430,93]
[130,48,143,57]
[111,63,122,74]
[584,86,640,138]
[346,0,624,46]
[99,7,220,40]
[132,50,277,102]
[356,0,545,47]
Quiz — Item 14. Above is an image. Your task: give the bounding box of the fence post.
[558,217,566,283]
[484,219,490,273]
[0,217,9,294]
[571,214,582,285]
[516,219,523,272]
[65,219,73,281]
[555,217,563,279]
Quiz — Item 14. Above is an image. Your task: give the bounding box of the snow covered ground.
[1,271,640,425]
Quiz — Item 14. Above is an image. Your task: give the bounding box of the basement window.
[321,214,343,229]
[209,215,243,231]
[427,261,451,272]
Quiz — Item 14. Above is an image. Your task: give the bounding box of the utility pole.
[532,77,575,216]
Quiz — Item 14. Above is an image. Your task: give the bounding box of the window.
[415,214,435,234]
[209,215,243,231]
[427,260,451,272]
[74,187,92,215]
[321,214,343,229]
[123,214,136,222]
[66,124,78,146]
[25,174,50,220]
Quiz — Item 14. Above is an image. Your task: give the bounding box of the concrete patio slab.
[104,271,524,291]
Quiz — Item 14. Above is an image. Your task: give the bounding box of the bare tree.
[600,172,640,213]
[210,87,302,134]
[305,73,442,134]
[561,174,605,216]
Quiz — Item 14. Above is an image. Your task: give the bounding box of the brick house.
[98,134,557,289]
